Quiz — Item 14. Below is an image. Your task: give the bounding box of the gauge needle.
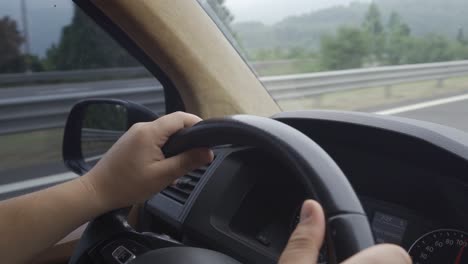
[454,241,467,264]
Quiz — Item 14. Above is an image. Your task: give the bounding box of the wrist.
[76,172,114,214]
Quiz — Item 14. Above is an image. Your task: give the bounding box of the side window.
[0,3,165,199]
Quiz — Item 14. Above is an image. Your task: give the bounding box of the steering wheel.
[69,115,374,264]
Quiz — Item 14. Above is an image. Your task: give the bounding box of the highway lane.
[377,93,468,132]
[396,100,468,132]
[1,93,468,199]
[0,161,68,186]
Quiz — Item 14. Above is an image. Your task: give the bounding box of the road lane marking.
[0,172,78,195]
[375,93,468,115]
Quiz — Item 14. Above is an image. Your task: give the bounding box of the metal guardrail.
[0,61,304,86]
[0,67,152,86]
[262,60,468,100]
[0,86,165,135]
[1,60,468,135]
[81,128,124,142]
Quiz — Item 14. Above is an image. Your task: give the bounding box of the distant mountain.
[233,0,468,53]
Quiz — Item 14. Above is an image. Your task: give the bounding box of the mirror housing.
[63,99,158,175]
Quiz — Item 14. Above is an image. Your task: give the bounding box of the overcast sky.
[225,0,370,24]
[0,0,368,56]
[0,0,370,28]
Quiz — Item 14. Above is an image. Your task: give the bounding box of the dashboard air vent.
[161,157,215,204]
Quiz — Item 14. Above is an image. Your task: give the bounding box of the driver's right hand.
[278,200,412,264]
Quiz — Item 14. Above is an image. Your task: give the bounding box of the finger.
[341,244,411,264]
[278,200,325,264]
[148,148,214,189]
[150,112,203,147]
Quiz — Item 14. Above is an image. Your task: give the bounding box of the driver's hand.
[278,200,412,264]
[81,112,213,211]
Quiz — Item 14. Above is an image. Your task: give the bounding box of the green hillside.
[233,0,468,55]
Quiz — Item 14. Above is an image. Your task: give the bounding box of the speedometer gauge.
[409,229,468,264]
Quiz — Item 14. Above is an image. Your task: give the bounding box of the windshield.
[201,0,468,132]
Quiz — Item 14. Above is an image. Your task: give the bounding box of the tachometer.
[409,229,468,264]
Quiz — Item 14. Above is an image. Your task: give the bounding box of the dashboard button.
[256,233,271,246]
[112,246,136,264]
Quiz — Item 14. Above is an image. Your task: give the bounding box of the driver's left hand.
[81,112,213,211]
[278,200,412,264]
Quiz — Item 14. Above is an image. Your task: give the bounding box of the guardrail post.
[436,79,444,88]
[384,85,393,99]
[314,94,324,107]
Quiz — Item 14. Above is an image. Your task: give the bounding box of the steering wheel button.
[112,246,136,264]
[256,233,271,246]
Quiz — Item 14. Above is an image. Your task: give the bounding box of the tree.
[363,3,383,35]
[362,2,385,62]
[387,12,410,36]
[44,8,138,71]
[457,28,466,45]
[206,0,233,28]
[0,16,26,73]
[286,46,309,59]
[402,35,456,64]
[205,0,247,54]
[319,27,368,70]
[384,12,412,65]
[24,54,44,72]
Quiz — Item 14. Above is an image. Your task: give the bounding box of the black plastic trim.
[145,147,234,227]
[132,247,241,264]
[273,110,468,160]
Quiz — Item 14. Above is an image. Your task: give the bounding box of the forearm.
[0,172,107,264]
[0,112,212,263]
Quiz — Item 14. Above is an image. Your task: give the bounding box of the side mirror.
[63,99,158,175]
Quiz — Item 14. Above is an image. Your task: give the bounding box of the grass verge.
[278,75,468,111]
[0,128,63,172]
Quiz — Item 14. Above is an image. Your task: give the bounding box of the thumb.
[279,200,326,264]
[341,244,411,264]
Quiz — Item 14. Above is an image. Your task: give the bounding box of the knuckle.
[288,233,315,250]
[173,155,185,171]
[164,111,184,121]
[177,154,193,172]
[129,123,150,141]
[173,111,185,116]
[172,111,193,121]
[155,112,177,126]
[130,122,146,133]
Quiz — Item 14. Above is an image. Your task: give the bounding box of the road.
[390,97,468,132]
[373,93,468,132]
[1,93,468,200]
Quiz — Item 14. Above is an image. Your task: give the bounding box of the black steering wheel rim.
[70,115,374,263]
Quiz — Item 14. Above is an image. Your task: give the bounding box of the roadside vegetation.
[0,9,138,74]
[2,0,468,75]
[279,75,468,111]
[1,0,468,173]
[239,2,468,72]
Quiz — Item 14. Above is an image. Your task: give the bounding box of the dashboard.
[143,111,468,263]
